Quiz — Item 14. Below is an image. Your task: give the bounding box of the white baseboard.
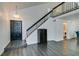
[27,41,38,45]
[27,39,64,45]
[0,49,4,56]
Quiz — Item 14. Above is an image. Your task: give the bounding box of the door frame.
[10,20,22,41]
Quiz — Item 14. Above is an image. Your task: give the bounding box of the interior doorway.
[10,20,22,41]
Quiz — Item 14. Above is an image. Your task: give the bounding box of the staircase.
[26,2,79,39]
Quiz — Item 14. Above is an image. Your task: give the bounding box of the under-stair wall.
[26,17,64,45]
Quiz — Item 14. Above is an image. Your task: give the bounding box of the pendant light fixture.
[12,4,22,20]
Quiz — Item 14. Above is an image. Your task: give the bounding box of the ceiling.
[0,2,52,11]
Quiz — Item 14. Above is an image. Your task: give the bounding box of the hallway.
[0,2,79,56]
[2,38,79,56]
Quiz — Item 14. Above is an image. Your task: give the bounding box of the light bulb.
[13,14,21,19]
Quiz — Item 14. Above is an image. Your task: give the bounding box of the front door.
[10,20,22,41]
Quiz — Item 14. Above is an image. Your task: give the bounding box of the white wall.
[26,17,64,45]
[59,17,79,39]
[66,20,77,39]
[15,3,60,40]
[52,9,79,39]
[39,17,64,41]
[0,6,10,55]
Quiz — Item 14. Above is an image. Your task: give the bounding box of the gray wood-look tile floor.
[5,40,27,49]
[2,38,79,56]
